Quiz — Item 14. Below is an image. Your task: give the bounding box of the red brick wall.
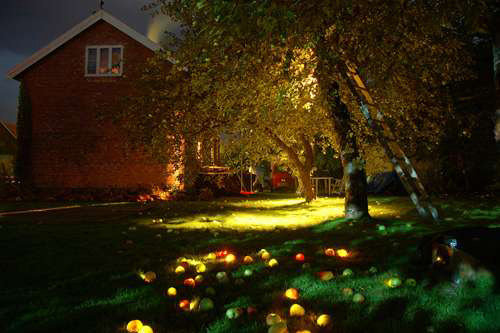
[20,20,174,189]
[0,124,16,155]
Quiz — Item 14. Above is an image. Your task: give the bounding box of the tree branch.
[264,127,305,170]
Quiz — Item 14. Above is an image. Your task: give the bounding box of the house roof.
[7,10,164,80]
[0,121,16,139]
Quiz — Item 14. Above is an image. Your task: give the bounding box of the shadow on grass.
[2,194,500,332]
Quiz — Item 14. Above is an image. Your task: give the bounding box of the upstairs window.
[85,46,123,76]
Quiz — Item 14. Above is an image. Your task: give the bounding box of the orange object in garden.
[285,288,300,300]
[138,326,154,333]
[142,271,156,283]
[183,278,196,287]
[243,255,254,264]
[260,251,271,260]
[290,303,306,317]
[179,299,190,310]
[167,287,177,297]
[216,250,228,258]
[225,254,236,264]
[318,271,334,281]
[337,249,349,257]
[324,248,335,256]
[174,266,186,275]
[126,320,143,332]
[295,253,305,261]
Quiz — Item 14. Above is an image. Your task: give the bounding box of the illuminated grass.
[147,196,409,231]
[1,194,500,333]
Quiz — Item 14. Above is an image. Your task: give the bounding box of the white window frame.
[85,45,124,77]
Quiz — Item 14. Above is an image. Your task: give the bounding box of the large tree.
[147,0,495,217]
[136,0,497,218]
[215,48,334,202]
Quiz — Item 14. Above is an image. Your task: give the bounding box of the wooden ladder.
[340,62,439,221]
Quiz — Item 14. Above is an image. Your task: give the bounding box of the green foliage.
[135,0,499,207]
[314,145,342,177]
[146,0,498,168]
[15,82,32,185]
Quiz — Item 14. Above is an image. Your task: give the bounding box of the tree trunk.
[182,139,200,192]
[298,167,315,203]
[315,45,370,219]
[264,129,316,203]
[291,163,315,202]
[330,100,369,219]
[340,146,369,219]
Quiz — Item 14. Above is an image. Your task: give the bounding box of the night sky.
[0,0,176,124]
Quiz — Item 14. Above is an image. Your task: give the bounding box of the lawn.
[1,193,500,333]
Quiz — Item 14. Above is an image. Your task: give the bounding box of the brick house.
[0,121,16,176]
[7,10,178,191]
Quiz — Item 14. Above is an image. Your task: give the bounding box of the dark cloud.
[0,0,152,55]
[0,0,175,123]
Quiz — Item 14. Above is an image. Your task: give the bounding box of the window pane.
[99,48,109,74]
[87,48,97,74]
[111,47,122,74]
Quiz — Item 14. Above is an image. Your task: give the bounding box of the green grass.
[1,193,499,333]
[0,201,102,213]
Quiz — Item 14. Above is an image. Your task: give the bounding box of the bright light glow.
[189,297,200,311]
[290,304,306,316]
[139,271,156,283]
[151,186,170,200]
[196,263,206,273]
[205,253,217,260]
[175,266,185,275]
[216,250,228,258]
[384,278,402,288]
[127,320,143,333]
[268,258,279,267]
[285,288,300,300]
[144,197,402,231]
[167,287,177,297]
[160,197,345,231]
[179,299,190,310]
[317,314,331,327]
[138,325,154,333]
[337,249,349,258]
[147,16,175,44]
[324,248,335,256]
[183,278,196,287]
[243,256,254,264]
[225,254,236,264]
[295,253,305,261]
